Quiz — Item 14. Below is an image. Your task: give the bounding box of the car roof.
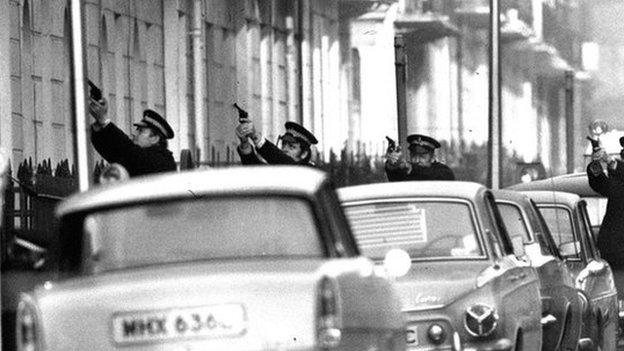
[491,189,531,203]
[337,181,486,203]
[506,172,601,197]
[519,190,581,208]
[57,166,329,217]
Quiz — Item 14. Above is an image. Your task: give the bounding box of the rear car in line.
[522,190,618,351]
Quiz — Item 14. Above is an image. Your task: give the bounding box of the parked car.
[508,173,605,237]
[338,181,543,351]
[521,190,618,351]
[15,166,406,351]
[493,189,586,351]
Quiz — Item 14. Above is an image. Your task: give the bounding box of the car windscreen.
[343,200,483,260]
[71,196,322,272]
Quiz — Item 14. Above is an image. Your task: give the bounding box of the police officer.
[236,118,318,166]
[385,134,455,181]
[587,145,624,268]
[89,96,176,177]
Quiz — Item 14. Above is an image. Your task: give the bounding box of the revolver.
[587,136,600,152]
[233,103,249,122]
[386,136,398,153]
[88,79,102,101]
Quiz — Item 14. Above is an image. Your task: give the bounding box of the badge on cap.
[284,122,318,145]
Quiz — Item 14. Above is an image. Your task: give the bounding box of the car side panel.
[492,256,542,350]
[536,258,583,351]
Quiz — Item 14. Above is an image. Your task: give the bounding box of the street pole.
[70,0,90,191]
[192,0,205,164]
[565,70,575,173]
[394,35,408,145]
[488,0,501,189]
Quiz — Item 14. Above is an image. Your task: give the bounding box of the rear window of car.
[73,196,322,272]
[343,200,484,260]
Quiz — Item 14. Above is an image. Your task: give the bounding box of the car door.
[496,198,579,351]
[528,201,583,351]
[537,204,586,279]
[576,201,618,351]
[484,192,542,349]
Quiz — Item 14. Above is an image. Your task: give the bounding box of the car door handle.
[507,273,527,282]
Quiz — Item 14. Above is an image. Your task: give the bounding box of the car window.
[531,201,561,258]
[68,196,322,273]
[484,192,514,256]
[343,200,483,260]
[579,201,600,258]
[537,206,580,259]
[583,197,607,228]
[496,203,530,243]
[318,186,359,257]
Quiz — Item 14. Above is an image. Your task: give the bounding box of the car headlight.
[16,295,42,351]
[464,303,498,337]
[427,323,446,344]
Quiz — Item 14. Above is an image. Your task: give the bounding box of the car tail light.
[316,277,341,349]
[464,303,498,337]
[16,296,42,351]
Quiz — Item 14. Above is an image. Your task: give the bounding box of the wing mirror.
[383,248,411,278]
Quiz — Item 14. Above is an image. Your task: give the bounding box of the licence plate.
[406,326,419,347]
[111,304,247,345]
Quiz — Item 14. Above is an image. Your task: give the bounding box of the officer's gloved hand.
[239,119,262,146]
[235,122,251,143]
[89,97,110,129]
[592,147,607,161]
[593,147,616,167]
[236,118,255,154]
[385,149,405,170]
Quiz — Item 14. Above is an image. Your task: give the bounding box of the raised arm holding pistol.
[88,79,176,177]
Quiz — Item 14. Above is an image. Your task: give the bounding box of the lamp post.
[69,0,90,191]
[488,0,501,189]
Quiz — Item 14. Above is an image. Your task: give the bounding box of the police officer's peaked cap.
[134,109,174,139]
[284,121,318,145]
[407,134,440,153]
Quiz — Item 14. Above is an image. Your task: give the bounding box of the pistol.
[88,79,102,101]
[386,136,397,153]
[586,136,601,151]
[233,103,249,122]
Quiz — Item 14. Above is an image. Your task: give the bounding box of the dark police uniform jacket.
[587,160,624,268]
[385,162,455,182]
[91,122,177,177]
[238,139,313,166]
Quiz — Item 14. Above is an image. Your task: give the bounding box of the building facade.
[0,0,357,174]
